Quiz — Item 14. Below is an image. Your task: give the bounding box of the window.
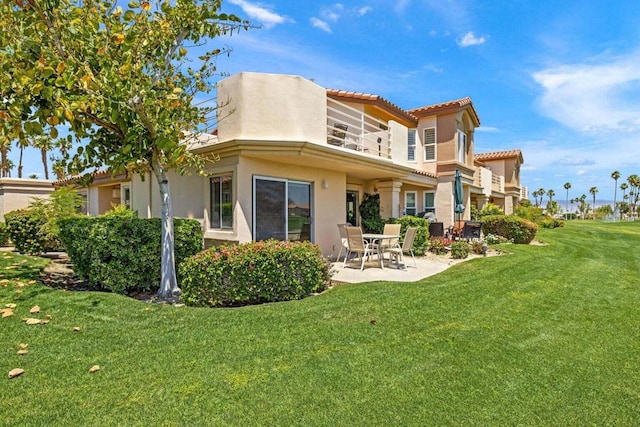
[407,129,416,162]
[253,177,312,242]
[423,191,435,214]
[121,183,131,209]
[424,127,436,161]
[404,191,417,216]
[210,174,233,229]
[458,130,467,163]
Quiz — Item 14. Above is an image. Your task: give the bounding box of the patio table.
[362,233,400,269]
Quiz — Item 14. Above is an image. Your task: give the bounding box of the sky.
[14,0,640,204]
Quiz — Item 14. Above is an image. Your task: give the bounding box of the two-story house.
[472,150,524,214]
[66,72,524,257]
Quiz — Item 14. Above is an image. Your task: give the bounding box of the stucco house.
[472,149,525,213]
[0,178,54,221]
[65,72,525,257]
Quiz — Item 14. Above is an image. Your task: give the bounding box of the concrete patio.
[330,252,485,284]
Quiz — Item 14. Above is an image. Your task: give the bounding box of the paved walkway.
[330,252,484,284]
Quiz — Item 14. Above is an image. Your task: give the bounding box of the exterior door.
[346,191,358,225]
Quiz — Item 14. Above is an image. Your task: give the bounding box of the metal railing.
[326,98,392,159]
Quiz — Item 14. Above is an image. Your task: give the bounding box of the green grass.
[1,221,639,426]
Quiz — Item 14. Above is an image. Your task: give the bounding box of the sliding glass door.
[254,177,312,242]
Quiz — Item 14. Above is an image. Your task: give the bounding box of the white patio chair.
[336,223,351,261]
[343,226,376,271]
[385,226,418,268]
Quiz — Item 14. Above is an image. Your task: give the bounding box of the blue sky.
[15,0,640,203]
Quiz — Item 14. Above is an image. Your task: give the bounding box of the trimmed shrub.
[482,215,538,244]
[180,240,332,307]
[59,216,203,294]
[386,216,430,255]
[4,209,52,255]
[539,218,565,229]
[450,241,469,259]
[0,222,10,247]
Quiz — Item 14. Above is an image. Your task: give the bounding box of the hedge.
[386,216,430,255]
[0,222,10,247]
[59,217,203,294]
[180,240,332,307]
[481,215,538,244]
[4,209,57,255]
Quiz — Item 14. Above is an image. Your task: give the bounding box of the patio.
[330,251,483,284]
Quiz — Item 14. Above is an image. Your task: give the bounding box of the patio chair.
[379,223,401,254]
[385,226,418,268]
[328,123,348,146]
[336,223,351,261]
[343,226,376,271]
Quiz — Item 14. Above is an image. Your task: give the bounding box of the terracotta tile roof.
[408,97,480,126]
[474,149,523,162]
[412,169,437,178]
[327,89,418,125]
[55,169,127,187]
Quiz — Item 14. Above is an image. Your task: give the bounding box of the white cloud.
[228,0,290,29]
[456,31,486,47]
[357,6,372,16]
[533,51,640,133]
[476,126,500,133]
[310,17,332,33]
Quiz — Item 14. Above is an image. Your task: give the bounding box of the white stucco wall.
[0,179,54,221]
[217,72,327,145]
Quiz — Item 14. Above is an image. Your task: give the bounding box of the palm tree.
[537,188,545,207]
[532,190,539,207]
[0,136,10,178]
[547,189,555,202]
[620,182,629,219]
[628,175,640,219]
[15,138,30,178]
[564,182,571,219]
[589,186,598,218]
[611,171,620,220]
[32,135,52,180]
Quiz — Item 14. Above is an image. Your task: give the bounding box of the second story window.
[458,131,467,164]
[408,129,416,162]
[424,127,436,162]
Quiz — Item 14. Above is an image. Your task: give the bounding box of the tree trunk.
[18,146,24,178]
[41,148,49,180]
[151,159,180,300]
[0,146,7,177]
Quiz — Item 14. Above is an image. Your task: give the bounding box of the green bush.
[359,193,384,233]
[59,216,203,294]
[539,218,565,229]
[429,236,452,255]
[386,216,430,255]
[450,241,469,259]
[469,240,485,255]
[4,209,53,255]
[0,222,10,247]
[3,187,82,255]
[180,240,331,307]
[482,215,538,244]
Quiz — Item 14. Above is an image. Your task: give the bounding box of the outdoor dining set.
[336,223,418,271]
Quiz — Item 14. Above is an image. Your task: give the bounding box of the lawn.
[1,221,639,426]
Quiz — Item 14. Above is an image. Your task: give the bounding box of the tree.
[589,186,598,218]
[536,188,545,207]
[32,135,52,180]
[628,175,640,220]
[532,190,539,207]
[563,182,571,219]
[546,189,555,202]
[1,0,249,300]
[15,138,30,178]
[578,194,588,219]
[611,171,620,219]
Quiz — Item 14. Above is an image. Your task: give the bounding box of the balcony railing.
[327,98,392,159]
[492,174,505,193]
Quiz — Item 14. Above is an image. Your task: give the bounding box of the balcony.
[475,166,504,195]
[327,98,392,159]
